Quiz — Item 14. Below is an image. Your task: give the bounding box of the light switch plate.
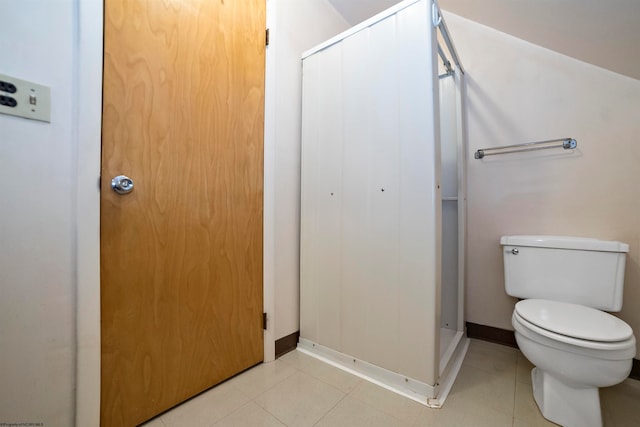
[0,73,51,123]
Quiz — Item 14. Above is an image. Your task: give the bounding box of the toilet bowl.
[500,236,636,427]
[512,299,635,427]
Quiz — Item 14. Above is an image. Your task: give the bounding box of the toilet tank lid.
[500,235,629,253]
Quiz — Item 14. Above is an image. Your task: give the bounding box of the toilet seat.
[513,308,636,358]
[515,299,633,342]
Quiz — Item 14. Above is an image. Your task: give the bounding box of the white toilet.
[501,235,636,427]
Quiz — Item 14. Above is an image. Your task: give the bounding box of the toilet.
[501,236,636,427]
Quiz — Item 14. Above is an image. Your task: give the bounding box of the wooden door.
[100,1,265,425]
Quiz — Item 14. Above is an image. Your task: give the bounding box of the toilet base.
[531,367,602,427]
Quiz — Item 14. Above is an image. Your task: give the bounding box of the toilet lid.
[515,299,633,342]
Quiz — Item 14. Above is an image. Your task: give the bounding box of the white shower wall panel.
[300,48,344,351]
[341,19,403,373]
[300,0,441,385]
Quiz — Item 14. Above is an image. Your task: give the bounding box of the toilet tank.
[501,236,629,311]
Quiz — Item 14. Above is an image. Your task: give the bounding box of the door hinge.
[263,312,267,330]
[265,28,270,46]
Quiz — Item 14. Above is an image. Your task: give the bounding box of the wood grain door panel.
[100,1,265,425]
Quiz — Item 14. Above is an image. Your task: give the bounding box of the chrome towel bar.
[474,138,577,159]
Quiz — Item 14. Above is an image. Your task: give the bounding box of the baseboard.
[466,322,518,348]
[275,331,299,359]
[466,321,640,381]
[631,358,640,381]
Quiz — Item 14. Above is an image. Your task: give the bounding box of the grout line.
[512,353,519,426]
[152,416,168,427]
[310,391,349,427]
[243,360,299,400]
[249,359,349,427]
[283,348,364,395]
[207,400,254,427]
[263,405,290,427]
[274,351,368,426]
[247,363,300,427]
[346,382,424,426]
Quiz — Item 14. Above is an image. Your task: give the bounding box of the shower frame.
[298,0,468,406]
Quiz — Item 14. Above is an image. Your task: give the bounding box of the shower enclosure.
[299,0,467,406]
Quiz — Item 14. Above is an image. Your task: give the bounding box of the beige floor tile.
[601,378,640,427]
[315,395,408,427]
[149,343,640,427]
[279,350,362,393]
[278,348,306,368]
[254,371,345,427]
[140,416,166,427]
[413,397,513,427]
[226,360,298,399]
[446,362,516,417]
[513,379,559,426]
[463,339,518,377]
[349,380,424,425]
[516,351,535,385]
[160,380,250,427]
[513,418,558,427]
[213,402,285,427]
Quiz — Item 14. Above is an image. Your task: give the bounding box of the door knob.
[111,175,134,194]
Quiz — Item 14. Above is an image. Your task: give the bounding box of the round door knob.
[111,175,134,195]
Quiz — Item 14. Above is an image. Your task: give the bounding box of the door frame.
[75,1,276,425]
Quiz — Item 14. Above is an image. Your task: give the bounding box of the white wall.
[443,12,640,354]
[439,0,640,81]
[267,0,349,341]
[0,2,78,425]
[1,0,347,424]
[327,0,399,24]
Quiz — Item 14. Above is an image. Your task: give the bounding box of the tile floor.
[142,339,640,427]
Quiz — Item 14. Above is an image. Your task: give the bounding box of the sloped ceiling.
[327,0,640,80]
